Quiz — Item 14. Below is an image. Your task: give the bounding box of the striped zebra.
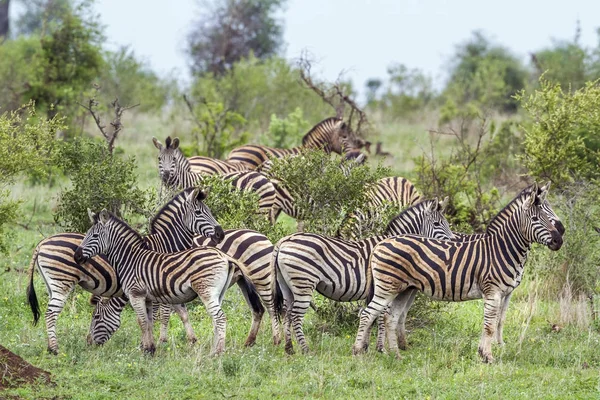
[379,182,565,353]
[226,117,357,169]
[352,183,563,362]
[273,198,454,354]
[153,136,276,223]
[89,228,278,348]
[338,176,423,240]
[25,188,232,354]
[73,210,251,355]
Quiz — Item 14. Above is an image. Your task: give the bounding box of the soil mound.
[0,345,52,390]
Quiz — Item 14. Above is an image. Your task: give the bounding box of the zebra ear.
[87,208,97,224]
[524,183,538,210]
[440,196,449,213]
[152,137,162,150]
[171,138,180,150]
[540,181,551,192]
[197,186,209,200]
[98,209,110,225]
[425,198,438,214]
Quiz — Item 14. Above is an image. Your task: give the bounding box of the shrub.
[516,78,600,188]
[53,137,151,232]
[0,104,63,252]
[260,107,310,148]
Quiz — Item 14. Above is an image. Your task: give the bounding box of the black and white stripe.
[153,136,276,223]
[352,183,563,362]
[226,118,356,169]
[25,188,226,354]
[273,198,454,354]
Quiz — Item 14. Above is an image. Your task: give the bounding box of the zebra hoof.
[284,343,295,355]
[47,346,58,356]
[143,344,156,355]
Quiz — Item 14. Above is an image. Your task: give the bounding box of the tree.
[187,0,286,76]
[444,31,528,113]
[13,0,72,36]
[0,0,9,39]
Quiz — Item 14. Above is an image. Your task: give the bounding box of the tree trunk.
[0,0,9,39]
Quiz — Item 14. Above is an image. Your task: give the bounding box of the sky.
[10,0,600,97]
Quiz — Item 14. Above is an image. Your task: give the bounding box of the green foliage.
[190,55,331,132]
[185,101,250,159]
[98,46,171,113]
[12,4,104,133]
[268,150,389,236]
[0,104,63,252]
[528,183,600,296]
[0,36,41,111]
[199,175,290,243]
[443,31,528,113]
[260,107,310,148]
[13,0,72,36]
[187,0,285,76]
[53,137,150,232]
[516,78,600,187]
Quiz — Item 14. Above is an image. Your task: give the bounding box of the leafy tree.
[187,0,286,76]
[0,0,9,38]
[444,31,528,113]
[0,104,63,252]
[0,36,41,111]
[260,107,310,148]
[516,78,600,187]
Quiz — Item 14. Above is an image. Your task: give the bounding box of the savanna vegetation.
[1,0,600,398]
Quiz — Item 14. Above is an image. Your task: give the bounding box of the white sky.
[10,0,600,97]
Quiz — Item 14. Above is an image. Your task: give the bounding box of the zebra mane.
[302,117,343,146]
[102,212,146,246]
[485,184,539,234]
[148,188,191,235]
[384,198,434,231]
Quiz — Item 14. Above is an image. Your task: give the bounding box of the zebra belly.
[316,280,366,302]
[146,289,197,305]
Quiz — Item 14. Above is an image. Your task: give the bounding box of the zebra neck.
[383,210,424,237]
[145,218,195,253]
[483,216,532,274]
[104,222,147,273]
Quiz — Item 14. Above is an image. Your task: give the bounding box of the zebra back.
[188,156,250,175]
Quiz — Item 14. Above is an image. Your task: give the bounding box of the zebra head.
[152,136,186,189]
[87,296,126,346]
[538,181,565,236]
[181,187,224,243]
[420,197,455,240]
[74,209,114,265]
[520,182,563,251]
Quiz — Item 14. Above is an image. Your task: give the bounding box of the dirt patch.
[0,345,53,391]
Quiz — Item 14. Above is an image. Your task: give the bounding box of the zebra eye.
[531,216,539,222]
[433,222,441,227]
[92,233,99,238]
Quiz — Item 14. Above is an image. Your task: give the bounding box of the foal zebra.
[89,228,278,347]
[153,136,276,222]
[26,188,226,354]
[338,176,423,240]
[74,210,248,355]
[273,198,454,354]
[353,183,563,362]
[226,117,357,169]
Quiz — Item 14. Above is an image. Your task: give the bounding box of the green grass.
[2,114,599,399]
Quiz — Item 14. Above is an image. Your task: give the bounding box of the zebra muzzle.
[547,231,563,251]
[73,248,89,265]
[211,225,225,244]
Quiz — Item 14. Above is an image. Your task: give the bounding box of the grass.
[2,113,600,399]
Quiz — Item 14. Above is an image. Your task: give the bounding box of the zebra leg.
[384,297,404,358]
[236,279,265,347]
[45,290,73,355]
[158,303,171,343]
[495,293,512,345]
[256,281,281,346]
[290,299,312,354]
[193,285,227,356]
[172,304,198,344]
[130,295,155,355]
[478,293,502,363]
[353,292,396,355]
[277,275,295,354]
[375,313,386,352]
[395,289,418,351]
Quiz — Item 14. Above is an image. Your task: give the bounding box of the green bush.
[268,150,390,237]
[0,104,64,252]
[0,37,41,112]
[53,137,151,232]
[516,78,600,187]
[260,107,310,148]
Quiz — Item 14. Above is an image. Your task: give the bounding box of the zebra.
[273,197,455,355]
[25,188,232,354]
[153,136,277,223]
[73,209,253,355]
[226,117,358,169]
[378,182,565,354]
[352,182,563,362]
[88,228,278,348]
[338,176,423,240]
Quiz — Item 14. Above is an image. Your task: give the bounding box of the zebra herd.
[26,117,564,363]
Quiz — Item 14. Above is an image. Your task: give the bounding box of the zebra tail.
[270,239,285,322]
[228,257,264,316]
[26,244,41,326]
